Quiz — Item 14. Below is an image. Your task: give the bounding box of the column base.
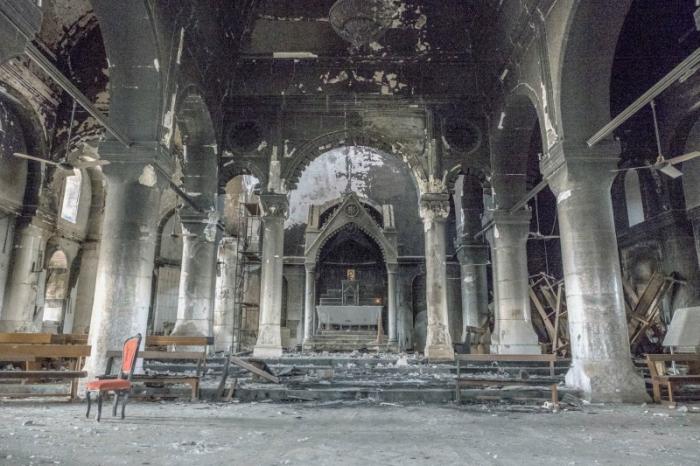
[490,343,541,355]
[171,319,211,338]
[566,359,649,403]
[424,344,455,361]
[253,324,283,358]
[253,345,284,358]
[0,320,40,333]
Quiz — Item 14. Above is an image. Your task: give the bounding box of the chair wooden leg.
[85,391,92,418]
[112,392,119,417]
[667,382,674,404]
[121,393,129,419]
[96,392,103,422]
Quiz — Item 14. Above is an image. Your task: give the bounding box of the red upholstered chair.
[85,333,141,422]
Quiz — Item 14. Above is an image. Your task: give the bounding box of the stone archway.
[302,193,399,350]
[283,129,427,194]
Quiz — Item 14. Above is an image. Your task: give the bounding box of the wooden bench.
[105,336,213,401]
[0,342,91,399]
[455,354,563,404]
[645,353,700,404]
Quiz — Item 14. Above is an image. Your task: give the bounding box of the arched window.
[60,170,82,223]
[624,171,644,227]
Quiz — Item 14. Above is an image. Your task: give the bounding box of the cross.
[344,146,354,194]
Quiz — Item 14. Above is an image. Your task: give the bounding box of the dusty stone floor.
[1,400,699,465]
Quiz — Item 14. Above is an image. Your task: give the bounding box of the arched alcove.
[42,250,69,333]
[624,171,645,227]
[151,210,183,335]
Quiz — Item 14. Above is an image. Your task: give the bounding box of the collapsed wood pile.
[529,271,674,356]
[529,273,569,357]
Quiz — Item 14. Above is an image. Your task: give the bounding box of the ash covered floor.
[0,401,699,465]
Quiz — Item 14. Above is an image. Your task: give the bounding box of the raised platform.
[301,330,396,352]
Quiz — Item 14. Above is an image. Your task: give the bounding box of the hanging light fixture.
[329,0,393,49]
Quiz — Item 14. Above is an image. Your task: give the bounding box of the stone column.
[83,142,169,381]
[0,221,50,332]
[171,215,220,339]
[253,193,288,358]
[486,210,540,354]
[419,193,454,361]
[543,142,647,402]
[0,214,16,317]
[0,1,42,64]
[213,236,240,352]
[387,263,398,344]
[456,244,489,344]
[71,240,100,334]
[689,207,700,269]
[302,262,316,346]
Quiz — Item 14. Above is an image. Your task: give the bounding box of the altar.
[316,305,383,329]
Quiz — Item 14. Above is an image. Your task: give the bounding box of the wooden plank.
[646,354,700,362]
[105,350,203,361]
[0,371,86,379]
[51,334,88,345]
[0,344,91,358]
[230,356,280,383]
[0,333,53,344]
[529,288,556,341]
[552,285,563,353]
[455,354,559,362]
[146,336,213,346]
[0,356,36,362]
[139,350,203,360]
[456,377,561,386]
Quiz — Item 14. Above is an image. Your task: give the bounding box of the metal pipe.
[588,47,700,147]
[24,44,132,147]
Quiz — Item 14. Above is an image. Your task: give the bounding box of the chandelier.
[329,0,393,48]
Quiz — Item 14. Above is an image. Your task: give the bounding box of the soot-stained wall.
[284,146,422,257]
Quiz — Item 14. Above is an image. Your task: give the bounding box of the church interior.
[1,1,700,464]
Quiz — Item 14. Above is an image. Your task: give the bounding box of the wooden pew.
[0,343,91,399]
[454,353,564,404]
[645,353,700,404]
[105,336,213,400]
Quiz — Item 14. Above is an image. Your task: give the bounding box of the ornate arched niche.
[304,192,397,268]
[303,192,399,342]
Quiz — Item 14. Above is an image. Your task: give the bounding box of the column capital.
[419,193,450,221]
[486,209,531,246]
[386,262,399,274]
[259,192,289,218]
[541,140,621,195]
[179,211,223,242]
[304,262,317,272]
[455,243,489,265]
[99,141,174,186]
[491,209,531,225]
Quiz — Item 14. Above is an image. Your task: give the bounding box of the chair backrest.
[119,334,142,380]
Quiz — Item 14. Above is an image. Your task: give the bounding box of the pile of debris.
[529,271,675,356]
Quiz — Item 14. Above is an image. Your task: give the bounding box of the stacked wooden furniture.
[645,353,700,404]
[529,273,569,357]
[454,354,563,404]
[624,273,673,354]
[0,333,91,400]
[105,335,212,400]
